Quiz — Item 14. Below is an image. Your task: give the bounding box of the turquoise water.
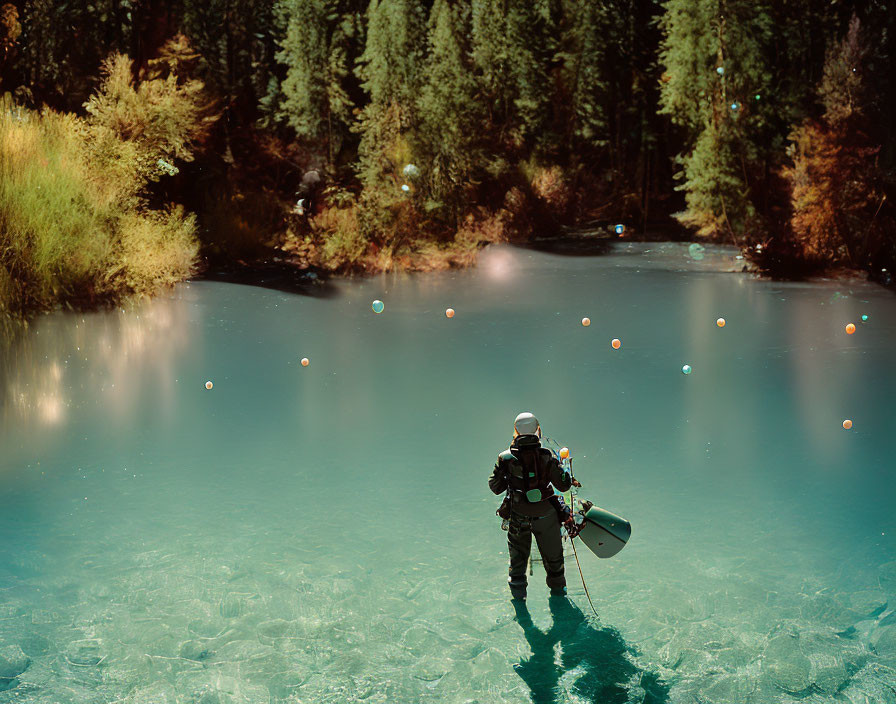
[1,242,895,703]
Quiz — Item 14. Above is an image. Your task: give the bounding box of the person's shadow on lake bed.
[512,595,669,704]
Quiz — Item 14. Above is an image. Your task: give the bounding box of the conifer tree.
[353,0,427,244]
[470,0,554,152]
[659,0,772,240]
[274,0,364,169]
[181,0,277,125]
[560,0,609,152]
[417,0,483,223]
[13,0,136,108]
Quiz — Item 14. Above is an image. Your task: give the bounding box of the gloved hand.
[562,512,580,537]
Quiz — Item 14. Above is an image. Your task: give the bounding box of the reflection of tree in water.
[0,294,190,437]
[513,595,669,704]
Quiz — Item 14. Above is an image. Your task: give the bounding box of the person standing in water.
[489,412,578,600]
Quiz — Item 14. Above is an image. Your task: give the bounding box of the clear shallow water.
[1,242,895,703]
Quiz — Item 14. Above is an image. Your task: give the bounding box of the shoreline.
[3,236,889,324]
[192,237,888,294]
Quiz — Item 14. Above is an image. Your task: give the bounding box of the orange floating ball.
[559,447,570,459]
[611,338,621,349]
[845,323,856,335]
[301,357,310,367]
[582,317,591,327]
[842,419,853,430]
[717,318,726,328]
[205,381,213,390]
[445,308,455,318]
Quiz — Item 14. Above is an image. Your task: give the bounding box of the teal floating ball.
[861,314,868,322]
[615,224,625,235]
[682,364,692,375]
[716,66,725,76]
[372,299,385,314]
[754,94,761,100]
[688,243,705,261]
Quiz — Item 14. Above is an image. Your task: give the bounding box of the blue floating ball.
[730,101,741,112]
[682,364,692,375]
[372,299,385,314]
[615,224,625,235]
[861,314,868,322]
[716,67,725,76]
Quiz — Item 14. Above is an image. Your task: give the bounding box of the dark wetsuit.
[489,434,572,597]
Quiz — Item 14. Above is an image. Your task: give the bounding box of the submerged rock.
[17,632,51,657]
[0,644,30,686]
[188,617,226,638]
[796,592,861,631]
[802,629,866,693]
[807,650,850,694]
[849,590,888,618]
[64,639,103,666]
[763,633,812,693]
[871,624,896,660]
[841,662,896,704]
[179,640,213,661]
[257,618,291,640]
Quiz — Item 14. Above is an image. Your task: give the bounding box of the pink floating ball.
[301,358,310,367]
[611,338,621,350]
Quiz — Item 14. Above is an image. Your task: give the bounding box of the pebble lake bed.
[1,242,895,703]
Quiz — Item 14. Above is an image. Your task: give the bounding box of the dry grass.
[0,77,204,314]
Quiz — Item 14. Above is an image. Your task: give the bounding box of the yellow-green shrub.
[107,207,198,295]
[83,48,214,188]
[0,48,209,315]
[315,204,366,269]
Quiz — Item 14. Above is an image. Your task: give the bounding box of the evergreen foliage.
[470,0,555,152]
[0,0,892,286]
[559,0,609,150]
[353,0,427,245]
[417,0,483,223]
[181,0,277,121]
[274,0,364,170]
[659,0,772,240]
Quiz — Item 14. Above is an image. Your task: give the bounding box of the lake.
[1,242,894,703]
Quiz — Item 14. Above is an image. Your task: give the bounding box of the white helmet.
[514,412,540,435]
